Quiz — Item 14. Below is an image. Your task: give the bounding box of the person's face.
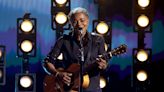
[71,12,89,35]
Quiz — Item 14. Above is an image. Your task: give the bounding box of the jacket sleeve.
[97,35,108,60]
[43,37,64,64]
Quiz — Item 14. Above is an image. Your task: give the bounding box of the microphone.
[73,27,83,37]
[78,27,83,34]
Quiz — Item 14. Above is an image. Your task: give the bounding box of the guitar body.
[43,64,90,92]
[43,75,64,92]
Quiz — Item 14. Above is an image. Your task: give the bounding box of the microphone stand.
[79,34,84,92]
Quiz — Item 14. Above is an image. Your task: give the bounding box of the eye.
[80,19,85,22]
[72,21,77,25]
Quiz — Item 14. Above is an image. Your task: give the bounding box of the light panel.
[17,14,36,57]
[51,0,70,30]
[15,73,36,92]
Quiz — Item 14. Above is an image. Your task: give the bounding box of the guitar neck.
[83,44,127,73]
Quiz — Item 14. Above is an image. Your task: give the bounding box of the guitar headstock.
[110,44,127,56]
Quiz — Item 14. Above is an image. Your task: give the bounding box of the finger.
[64,75,71,81]
[97,59,104,65]
[67,73,72,76]
[99,58,106,62]
[98,65,103,69]
[98,61,107,69]
[63,76,71,85]
[64,80,71,86]
[97,60,103,67]
[96,58,100,61]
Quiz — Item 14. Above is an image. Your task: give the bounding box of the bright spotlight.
[20,20,33,33]
[100,77,106,88]
[0,46,5,85]
[20,76,32,88]
[136,50,148,62]
[0,66,5,85]
[137,70,148,81]
[96,22,109,34]
[0,69,2,79]
[138,0,150,8]
[16,74,36,91]
[0,45,5,65]
[137,15,149,28]
[0,50,2,58]
[20,40,33,53]
[55,0,67,5]
[55,12,67,25]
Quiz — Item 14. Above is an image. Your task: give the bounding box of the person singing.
[43,7,108,92]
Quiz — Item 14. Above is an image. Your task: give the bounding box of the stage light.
[51,0,70,31]
[133,48,152,92]
[93,20,112,45]
[0,66,5,85]
[137,70,148,81]
[100,76,106,88]
[0,50,2,58]
[133,48,151,63]
[17,13,36,57]
[134,49,150,63]
[55,0,67,6]
[20,75,32,88]
[15,73,36,92]
[0,69,2,78]
[55,12,67,25]
[20,20,33,33]
[0,46,5,65]
[0,46,6,85]
[0,67,3,80]
[137,15,149,28]
[133,0,154,32]
[138,0,150,8]
[136,50,148,62]
[96,22,109,34]
[20,40,33,53]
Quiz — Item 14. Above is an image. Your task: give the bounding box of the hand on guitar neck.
[96,58,108,70]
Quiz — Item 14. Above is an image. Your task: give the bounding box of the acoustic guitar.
[43,44,127,92]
